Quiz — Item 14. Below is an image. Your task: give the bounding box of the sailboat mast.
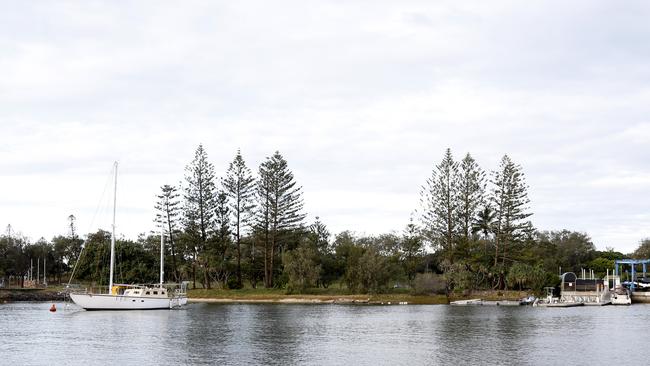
[109,161,118,293]
[160,227,164,286]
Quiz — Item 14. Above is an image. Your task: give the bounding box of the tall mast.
[109,161,118,293]
[160,226,164,286]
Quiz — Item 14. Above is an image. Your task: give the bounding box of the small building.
[560,272,608,304]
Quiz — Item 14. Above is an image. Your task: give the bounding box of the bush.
[226,276,243,290]
[282,243,320,294]
[412,273,447,295]
[345,247,395,293]
[506,263,547,291]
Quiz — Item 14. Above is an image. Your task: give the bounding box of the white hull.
[70,293,185,310]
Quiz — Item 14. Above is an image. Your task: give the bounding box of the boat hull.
[541,302,584,308]
[70,293,178,310]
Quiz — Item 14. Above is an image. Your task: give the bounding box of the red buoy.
[49,304,56,312]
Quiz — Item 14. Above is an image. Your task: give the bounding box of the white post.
[37,257,40,285]
[160,227,164,286]
[108,162,118,293]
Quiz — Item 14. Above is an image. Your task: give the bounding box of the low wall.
[0,289,64,302]
[631,292,650,303]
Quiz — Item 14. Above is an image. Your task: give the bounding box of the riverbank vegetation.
[0,146,646,298]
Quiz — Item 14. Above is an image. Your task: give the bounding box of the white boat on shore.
[450,299,483,306]
[69,162,187,310]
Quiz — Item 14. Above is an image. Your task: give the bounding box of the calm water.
[1,301,649,365]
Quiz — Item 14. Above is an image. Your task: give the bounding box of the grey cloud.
[1,1,649,251]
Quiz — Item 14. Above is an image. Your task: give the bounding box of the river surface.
[1,301,648,365]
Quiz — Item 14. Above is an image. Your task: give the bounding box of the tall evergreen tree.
[65,215,83,269]
[457,153,485,242]
[154,184,182,282]
[223,149,256,288]
[420,148,459,261]
[401,216,424,284]
[184,144,217,288]
[490,155,533,268]
[308,216,330,255]
[255,151,306,288]
[210,189,232,287]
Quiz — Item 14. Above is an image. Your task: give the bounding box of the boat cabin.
[111,285,168,298]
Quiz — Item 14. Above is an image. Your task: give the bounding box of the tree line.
[0,147,645,295]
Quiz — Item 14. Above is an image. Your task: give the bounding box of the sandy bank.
[188,297,371,304]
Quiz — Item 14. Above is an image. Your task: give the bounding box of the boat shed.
[561,272,600,292]
[560,272,608,304]
[614,258,650,292]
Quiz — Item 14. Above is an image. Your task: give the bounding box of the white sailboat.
[70,162,187,310]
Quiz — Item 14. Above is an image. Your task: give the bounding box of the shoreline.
[188,297,373,304]
[187,290,530,305]
[1,288,529,305]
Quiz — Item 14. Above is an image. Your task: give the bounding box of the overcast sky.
[1,1,649,252]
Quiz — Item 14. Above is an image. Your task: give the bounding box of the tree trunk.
[269,236,275,288]
[204,258,211,289]
[167,219,179,282]
[192,261,196,289]
[236,227,242,287]
[250,238,257,289]
[264,236,269,288]
[493,233,500,268]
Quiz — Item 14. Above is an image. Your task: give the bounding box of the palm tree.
[472,205,496,239]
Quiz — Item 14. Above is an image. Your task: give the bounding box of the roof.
[615,259,650,265]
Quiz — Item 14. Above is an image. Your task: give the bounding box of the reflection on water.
[2,302,650,365]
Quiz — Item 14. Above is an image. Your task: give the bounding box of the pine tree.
[420,148,459,261]
[308,216,330,255]
[490,155,533,268]
[184,144,217,289]
[255,151,306,288]
[401,216,424,284]
[457,153,485,241]
[223,149,255,288]
[154,184,182,282]
[65,215,83,269]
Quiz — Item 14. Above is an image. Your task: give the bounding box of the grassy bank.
[188,288,530,305]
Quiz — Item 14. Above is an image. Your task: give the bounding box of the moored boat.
[69,162,187,310]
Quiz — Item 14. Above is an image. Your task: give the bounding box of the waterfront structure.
[615,258,650,303]
[558,272,632,306]
[558,272,608,305]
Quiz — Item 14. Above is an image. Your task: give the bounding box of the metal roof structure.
[614,258,650,292]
